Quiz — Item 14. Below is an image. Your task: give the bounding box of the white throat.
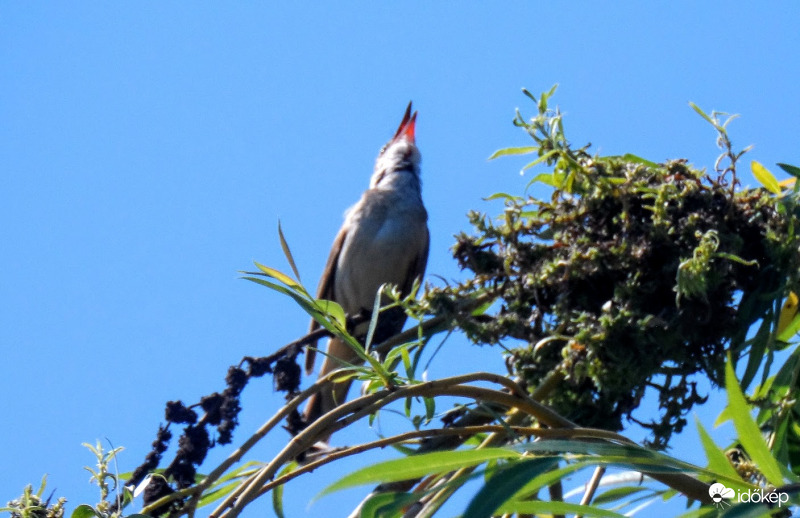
[369,139,421,192]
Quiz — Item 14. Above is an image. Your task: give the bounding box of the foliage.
[443,88,800,448]
[2,477,66,518]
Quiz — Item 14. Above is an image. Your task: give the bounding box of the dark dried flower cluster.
[127,346,304,515]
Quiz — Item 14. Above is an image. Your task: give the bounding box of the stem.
[216,373,536,517]
[576,466,606,518]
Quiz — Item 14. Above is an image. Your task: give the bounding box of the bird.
[302,102,429,437]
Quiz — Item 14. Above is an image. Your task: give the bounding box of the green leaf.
[488,146,538,160]
[243,276,317,317]
[462,457,560,518]
[36,474,49,497]
[271,462,297,518]
[197,480,240,508]
[277,220,302,282]
[675,508,720,518]
[364,286,384,351]
[740,316,771,390]
[70,505,101,518]
[603,154,660,169]
[400,346,412,375]
[469,296,496,316]
[423,396,435,423]
[512,460,595,500]
[315,299,347,329]
[778,315,800,343]
[751,161,781,195]
[517,440,659,461]
[253,262,302,289]
[526,170,564,188]
[695,417,741,481]
[592,485,650,505]
[538,84,559,112]
[318,448,520,496]
[359,491,418,518]
[209,460,262,485]
[497,499,626,517]
[724,357,785,485]
[716,405,733,427]
[483,192,521,202]
[777,163,800,179]
[520,149,558,172]
[689,102,715,125]
[521,88,537,102]
[620,153,659,168]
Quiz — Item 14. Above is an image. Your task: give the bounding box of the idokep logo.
[708,482,790,509]
[708,483,735,508]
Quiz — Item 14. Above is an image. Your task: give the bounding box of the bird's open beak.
[392,102,417,144]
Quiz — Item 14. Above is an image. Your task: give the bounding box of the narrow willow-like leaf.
[621,153,660,168]
[675,508,719,518]
[318,448,520,496]
[592,485,650,505]
[470,296,496,316]
[740,316,770,390]
[520,149,558,172]
[462,457,559,518]
[483,192,522,202]
[488,146,538,160]
[777,163,800,179]
[423,396,435,423]
[602,154,660,169]
[518,440,659,460]
[364,285,383,352]
[359,491,418,518]
[277,220,302,283]
[689,102,715,125]
[400,346,412,375]
[270,462,297,518]
[253,262,302,289]
[497,499,626,517]
[695,417,741,481]
[751,161,781,195]
[512,460,596,500]
[244,277,360,359]
[314,299,347,329]
[724,358,785,485]
[521,88,537,102]
[527,172,558,187]
[243,277,316,313]
[197,480,240,508]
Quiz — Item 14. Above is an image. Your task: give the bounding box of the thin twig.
[256,425,599,498]
[217,373,534,517]
[576,466,606,518]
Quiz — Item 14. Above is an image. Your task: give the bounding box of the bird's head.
[370,102,422,190]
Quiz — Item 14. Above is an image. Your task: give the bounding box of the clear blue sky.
[3,3,800,516]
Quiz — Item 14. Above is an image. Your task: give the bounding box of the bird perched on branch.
[302,103,429,435]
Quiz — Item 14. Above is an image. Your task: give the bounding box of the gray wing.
[304,225,347,374]
[401,226,429,296]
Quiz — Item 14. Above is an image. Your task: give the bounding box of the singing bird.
[302,103,429,433]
